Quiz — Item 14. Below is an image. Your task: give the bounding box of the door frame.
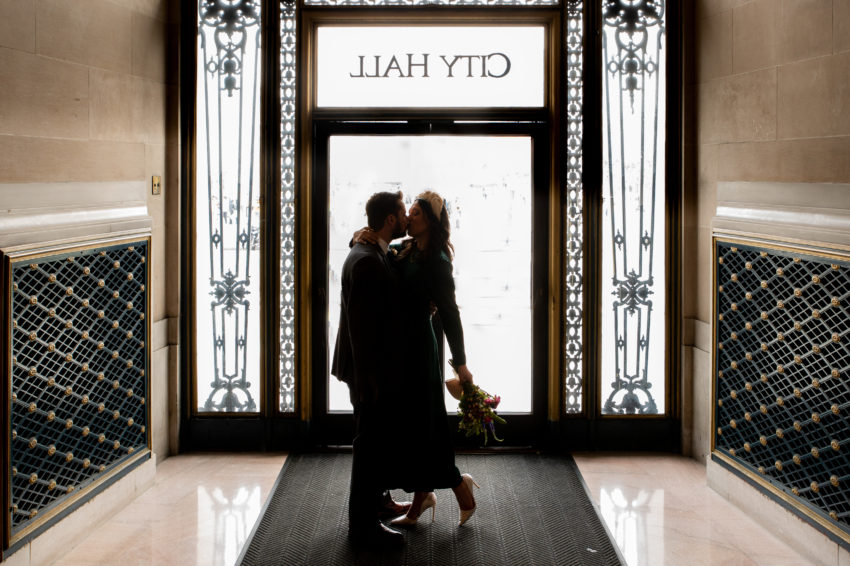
[310,120,553,448]
[177,2,683,453]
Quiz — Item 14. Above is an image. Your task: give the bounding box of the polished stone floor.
[51,452,812,566]
[573,453,812,566]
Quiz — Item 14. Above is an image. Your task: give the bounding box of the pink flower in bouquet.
[457,382,506,445]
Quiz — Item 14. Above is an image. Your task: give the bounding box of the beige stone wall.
[0,0,179,461]
[685,0,850,460]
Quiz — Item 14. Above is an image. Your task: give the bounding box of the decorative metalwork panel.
[564,0,583,414]
[600,0,666,414]
[304,0,558,6]
[196,0,262,412]
[279,0,296,412]
[714,241,850,536]
[7,241,149,535]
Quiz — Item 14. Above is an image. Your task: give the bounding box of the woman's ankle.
[408,491,428,518]
[452,483,474,510]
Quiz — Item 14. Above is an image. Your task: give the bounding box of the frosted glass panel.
[317,26,545,108]
[195,0,262,412]
[600,2,666,414]
[328,136,532,413]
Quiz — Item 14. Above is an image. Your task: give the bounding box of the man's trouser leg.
[349,401,382,532]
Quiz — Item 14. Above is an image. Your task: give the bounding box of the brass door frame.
[297,9,563,448]
[553,0,681,451]
[177,1,683,452]
[309,121,553,447]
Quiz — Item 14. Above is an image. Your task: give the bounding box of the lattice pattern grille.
[563,0,583,414]
[714,240,850,533]
[7,241,149,533]
[279,0,296,412]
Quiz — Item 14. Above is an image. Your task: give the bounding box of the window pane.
[327,136,533,414]
[600,1,666,414]
[317,26,545,108]
[195,0,262,412]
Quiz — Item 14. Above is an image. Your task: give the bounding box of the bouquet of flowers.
[456,381,506,445]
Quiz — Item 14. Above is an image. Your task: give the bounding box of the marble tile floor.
[573,453,812,566]
[51,453,289,566]
[49,452,813,566]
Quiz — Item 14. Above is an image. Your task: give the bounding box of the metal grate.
[7,241,149,534]
[714,240,850,534]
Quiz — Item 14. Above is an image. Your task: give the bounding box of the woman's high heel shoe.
[390,492,436,527]
[458,474,480,527]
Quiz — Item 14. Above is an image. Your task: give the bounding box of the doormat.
[237,452,624,566]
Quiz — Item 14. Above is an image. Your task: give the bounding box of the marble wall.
[684,1,850,562]
[0,0,180,461]
[685,0,850,462]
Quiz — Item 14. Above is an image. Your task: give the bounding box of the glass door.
[312,122,549,447]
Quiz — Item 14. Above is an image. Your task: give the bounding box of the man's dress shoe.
[377,500,412,520]
[350,521,404,550]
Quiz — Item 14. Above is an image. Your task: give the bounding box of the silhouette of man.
[332,191,409,549]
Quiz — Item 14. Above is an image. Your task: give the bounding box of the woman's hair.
[415,195,454,261]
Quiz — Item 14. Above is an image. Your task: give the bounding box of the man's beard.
[391,225,406,239]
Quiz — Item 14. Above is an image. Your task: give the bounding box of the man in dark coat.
[332,191,409,549]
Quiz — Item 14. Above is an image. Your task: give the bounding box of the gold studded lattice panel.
[7,241,148,533]
[714,241,850,533]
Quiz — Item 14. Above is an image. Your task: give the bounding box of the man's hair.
[365,191,403,230]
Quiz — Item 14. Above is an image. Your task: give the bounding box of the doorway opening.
[326,135,534,414]
[311,121,550,446]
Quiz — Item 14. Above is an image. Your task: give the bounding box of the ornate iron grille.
[715,241,850,535]
[564,0,583,414]
[7,241,149,534]
[601,0,666,414]
[279,0,296,412]
[304,0,559,6]
[197,0,262,412]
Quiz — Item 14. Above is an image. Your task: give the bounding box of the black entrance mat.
[237,452,625,566]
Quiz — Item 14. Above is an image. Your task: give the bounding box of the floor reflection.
[52,453,286,566]
[197,484,262,566]
[574,453,814,566]
[598,486,657,566]
[51,453,816,566]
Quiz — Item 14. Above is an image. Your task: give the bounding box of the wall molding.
[151,317,179,352]
[708,458,848,566]
[683,316,711,353]
[0,182,152,252]
[712,182,850,253]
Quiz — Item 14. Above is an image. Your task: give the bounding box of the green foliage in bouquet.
[457,382,506,445]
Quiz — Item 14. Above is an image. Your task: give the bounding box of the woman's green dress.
[390,243,466,492]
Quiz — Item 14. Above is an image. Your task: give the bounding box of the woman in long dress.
[356,190,479,527]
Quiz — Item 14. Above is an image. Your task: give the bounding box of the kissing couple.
[332,190,480,550]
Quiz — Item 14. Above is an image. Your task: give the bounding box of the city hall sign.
[316,26,545,108]
[349,53,512,79]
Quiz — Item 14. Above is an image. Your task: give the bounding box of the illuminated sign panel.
[317,26,545,108]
